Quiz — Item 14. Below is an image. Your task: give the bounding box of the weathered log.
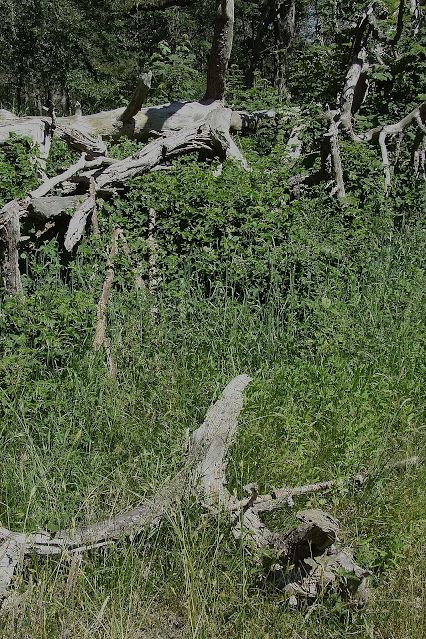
[0,374,252,569]
[1,374,413,608]
[94,106,249,190]
[0,102,276,152]
[30,153,87,199]
[116,71,152,124]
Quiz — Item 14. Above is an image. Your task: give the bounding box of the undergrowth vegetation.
[0,124,425,638]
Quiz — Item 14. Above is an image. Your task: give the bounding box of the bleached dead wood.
[0,370,419,608]
[94,106,249,190]
[30,153,87,199]
[64,197,96,252]
[0,374,252,560]
[0,539,21,599]
[0,102,275,154]
[116,72,153,124]
[29,195,88,219]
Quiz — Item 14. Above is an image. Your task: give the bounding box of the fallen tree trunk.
[0,101,275,156]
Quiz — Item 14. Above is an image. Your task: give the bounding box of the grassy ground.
[1,249,424,637]
[0,140,425,637]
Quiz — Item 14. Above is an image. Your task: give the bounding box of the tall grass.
[1,177,425,637]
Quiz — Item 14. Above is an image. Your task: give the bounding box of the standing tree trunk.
[273,0,296,97]
[204,0,235,101]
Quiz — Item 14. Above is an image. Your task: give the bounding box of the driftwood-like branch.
[0,374,251,603]
[30,153,87,199]
[235,456,421,514]
[379,129,392,191]
[117,71,152,123]
[0,366,418,608]
[64,197,96,252]
[340,47,368,133]
[359,102,426,143]
[29,195,88,220]
[0,200,24,296]
[325,109,346,200]
[56,126,107,159]
[95,106,249,190]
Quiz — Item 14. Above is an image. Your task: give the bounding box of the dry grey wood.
[95,107,248,190]
[30,153,87,199]
[56,126,107,158]
[64,197,96,252]
[340,47,369,133]
[116,71,152,123]
[190,374,253,505]
[325,108,346,200]
[0,539,21,599]
[236,455,421,513]
[0,102,274,152]
[0,373,252,580]
[0,117,51,159]
[29,195,88,219]
[0,200,24,296]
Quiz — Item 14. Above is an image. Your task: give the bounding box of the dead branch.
[30,153,87,199]
[233,456,420,514]
[64,197,96,252]
[340,47,369,133]
[325,108,346,200]
[0,374,251,603]
[0,200,24,296]
[56,126,107,159]
[90,177,100,239]
[379,129,392,191]
[116,71,152,124]
[29,195,88,220]
[95,106,249,190]
[1,374,417,608]
[93,228,131,376]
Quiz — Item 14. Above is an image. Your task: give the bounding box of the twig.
[93,227,130,376]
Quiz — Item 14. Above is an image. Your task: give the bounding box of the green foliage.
[0,134,40,206]
[45,138,79,178]
[148,36,205,104]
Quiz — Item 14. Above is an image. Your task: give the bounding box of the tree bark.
[204,0,235,101]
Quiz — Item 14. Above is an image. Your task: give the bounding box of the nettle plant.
[0,134,40,206]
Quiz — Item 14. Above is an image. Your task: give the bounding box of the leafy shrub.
[0,134,40,206]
